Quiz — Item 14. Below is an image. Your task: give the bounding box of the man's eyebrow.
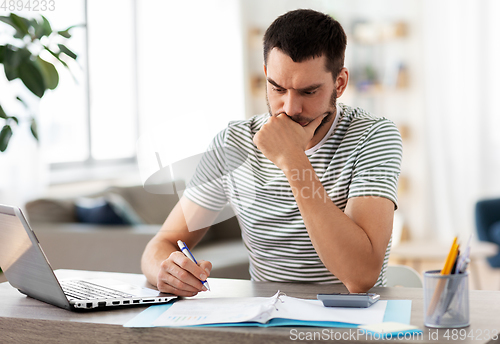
[299,84,322,92]
[267,77,283,89]
[266,77,323,92]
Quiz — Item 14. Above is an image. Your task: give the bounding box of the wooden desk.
[0,270,499,344]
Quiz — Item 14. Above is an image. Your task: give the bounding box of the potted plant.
[0,13,80,152]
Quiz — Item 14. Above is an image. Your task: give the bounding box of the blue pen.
[177,240,211,291]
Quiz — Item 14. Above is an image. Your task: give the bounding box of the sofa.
[475,198,500,267]
[24,185,251,279]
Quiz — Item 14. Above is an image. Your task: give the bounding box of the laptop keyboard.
[61,280,134,301]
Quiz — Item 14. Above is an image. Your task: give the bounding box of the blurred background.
[1,0,500,288]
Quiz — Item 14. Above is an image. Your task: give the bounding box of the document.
[151,291,387,327]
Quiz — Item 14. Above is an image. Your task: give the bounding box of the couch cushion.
[75,194,144,225]
[24,198,77,223]
[490,221,500,245]
[103,185,180,225]
[75,199,128,225]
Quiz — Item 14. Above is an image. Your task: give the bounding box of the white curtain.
[422,0,500,241]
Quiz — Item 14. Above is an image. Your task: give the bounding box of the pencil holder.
[423,270,469,328]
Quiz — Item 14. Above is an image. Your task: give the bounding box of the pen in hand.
[177,240,211,291]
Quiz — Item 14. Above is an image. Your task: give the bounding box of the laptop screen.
[0,205,70,309]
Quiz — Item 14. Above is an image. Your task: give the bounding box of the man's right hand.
[156,251,212,296]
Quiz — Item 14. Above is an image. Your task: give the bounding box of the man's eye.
[273,87,286,93]
[303,90,317,96]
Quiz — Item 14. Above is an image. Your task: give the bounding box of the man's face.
[264,48,338,147]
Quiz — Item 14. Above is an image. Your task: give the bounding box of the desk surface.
[0,270,499,344]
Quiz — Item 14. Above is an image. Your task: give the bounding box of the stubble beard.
[266,88,338,136]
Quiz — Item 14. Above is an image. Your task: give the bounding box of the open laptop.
[0,204,177,310]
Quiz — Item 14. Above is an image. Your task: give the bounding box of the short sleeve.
[348,119,403,209]
[183,130,229,211]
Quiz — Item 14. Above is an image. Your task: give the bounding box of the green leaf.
[44,45,69,69]
[57,44,77,60]
[0,16,12,24]
[43,45,77,82]
[8,116,19,125]
[0,104,6,119]
[0,45,5,63]
[16,96,28,108]
[30,118,38,141]
[22,17,35,37]
[32,18,44,39]
[57,29,71,39]
[18,58,46,98]
[40,16,52,37]
[0,125,13,152]
[57,24,81,39]
[2,46,30,81]
[13,31,24,39]
[0,16,17,30]
[9,13,29,37]
[35,56,59,90]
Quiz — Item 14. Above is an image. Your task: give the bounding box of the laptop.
[0,204,177,310]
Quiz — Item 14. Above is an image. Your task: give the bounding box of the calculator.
[317,293,380,308]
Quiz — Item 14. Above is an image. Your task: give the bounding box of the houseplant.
[0,13,80,152]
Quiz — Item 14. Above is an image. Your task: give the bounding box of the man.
[141,9,402,295]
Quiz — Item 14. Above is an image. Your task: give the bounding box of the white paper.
[272,295,387,325]
[152,295,277,326]
[152,291,387,327]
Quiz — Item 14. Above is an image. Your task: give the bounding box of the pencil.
[426,237,459,317]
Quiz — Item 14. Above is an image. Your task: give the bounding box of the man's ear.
[263,63,267,77]
[335,67,349,97]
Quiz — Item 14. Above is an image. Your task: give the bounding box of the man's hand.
[253,114,325,170]
[141,197,217,296]
[156,251,212,296]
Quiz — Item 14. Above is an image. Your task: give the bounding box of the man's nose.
[283,91,302,117]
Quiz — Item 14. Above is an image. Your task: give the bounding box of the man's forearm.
[282,155,386,292]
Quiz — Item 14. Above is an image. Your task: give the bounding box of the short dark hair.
[263,9,347,77]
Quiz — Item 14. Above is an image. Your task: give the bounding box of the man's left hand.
[253,113,324,170]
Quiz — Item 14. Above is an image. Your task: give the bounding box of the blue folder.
[124,299,413,328]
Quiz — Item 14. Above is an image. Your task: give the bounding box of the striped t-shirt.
[183,103,403,286]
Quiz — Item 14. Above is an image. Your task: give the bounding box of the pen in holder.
[423,270,469,328]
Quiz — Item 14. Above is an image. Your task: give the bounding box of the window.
[4,0,246,185]
[40,0,137,165]
[87,0,137,161]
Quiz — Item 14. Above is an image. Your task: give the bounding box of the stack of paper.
[152,291,387,327]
